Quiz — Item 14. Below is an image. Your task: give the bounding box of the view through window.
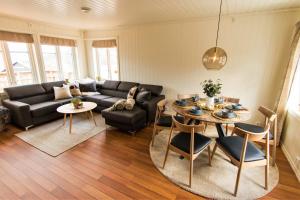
[94,47,119,81]
[41,45,76,82]
[288,56,300,111]
[7,42,35,85]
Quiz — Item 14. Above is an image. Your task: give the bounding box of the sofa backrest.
[41,81,65,93]
[4,84,46,101]
[138,84,163,96]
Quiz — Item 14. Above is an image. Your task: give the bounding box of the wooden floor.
[0,124,299,200]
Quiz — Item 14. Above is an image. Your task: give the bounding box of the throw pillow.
[127,86,138,99]
[54,86,72,100]
[79,81,97,92]
[110,99,126,111]
[124,98,135,110]
[136,90,151,104]
[64,84,81,96]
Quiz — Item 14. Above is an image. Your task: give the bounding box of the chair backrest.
[177,94,198,100]
[233,124,270,142]
[154,99,168,124]
[258,106,277,125]
[172,115,205,133]
[223,96,240,104]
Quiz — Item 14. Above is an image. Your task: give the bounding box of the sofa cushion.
[41,81,65,93]
[53,86,72,100]
[102,80,120,90]
[4,84,46,100]
[101,106,146,124]
[30,101,61,117]
[100,89,127,99]
[18,93,54,105]
[84,95,111,105]
[136,90,151,104]
[117,81,139,92]
[138,84,163,96]
[99,97,124,108]
[79,82,97,92]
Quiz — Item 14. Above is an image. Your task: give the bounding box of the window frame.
[0,41,39,87]
[41,44,79,82]
[94,46,120,81]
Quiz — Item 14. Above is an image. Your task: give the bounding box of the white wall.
[85,10,300,122]
[0,14,88,79]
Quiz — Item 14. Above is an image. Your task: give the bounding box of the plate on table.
[188,106,204,116]
[214,110,237,119]
[175,100,188,107]
[225,104,244,111]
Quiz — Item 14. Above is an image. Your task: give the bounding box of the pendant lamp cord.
[215,0,223,48]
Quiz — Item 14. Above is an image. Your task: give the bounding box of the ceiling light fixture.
[202,0,227,70]
[81,7,91,13]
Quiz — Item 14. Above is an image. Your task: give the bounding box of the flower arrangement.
[71,97,83,109]
[201,79,222,97]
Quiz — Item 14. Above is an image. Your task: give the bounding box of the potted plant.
[71,97,83,109]
[201,79,222,108]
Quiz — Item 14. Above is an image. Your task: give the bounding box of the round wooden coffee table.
[57,101,97,133]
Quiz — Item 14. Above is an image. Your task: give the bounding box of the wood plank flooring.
[0,124,299,199]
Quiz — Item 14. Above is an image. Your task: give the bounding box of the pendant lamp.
[202,0,227,70]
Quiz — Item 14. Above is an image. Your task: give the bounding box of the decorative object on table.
[202,0,227,70]
[214,96,224,104]
[0,106,10,132]
[65,78,70,84]
[201,79,222,109]
[71,98,83,109]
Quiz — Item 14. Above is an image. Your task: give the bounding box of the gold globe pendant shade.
[202,0,227,70]
[202,47,227,70]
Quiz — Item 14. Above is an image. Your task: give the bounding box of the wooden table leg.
[63,113,66,126]
[89,110,97,126]
[69,114,73,134]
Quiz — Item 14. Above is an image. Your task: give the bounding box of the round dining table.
[171,100,251,137]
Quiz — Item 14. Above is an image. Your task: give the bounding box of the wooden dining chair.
[163,116,212,187]
[177,94,198,100]
[211,121,272,196]
[234,106,278,166]
[223,96,240,104]
[152,99,184,146]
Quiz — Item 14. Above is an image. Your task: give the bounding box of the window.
[0,46,10,89]
[288,56,300,110]
[7,42,36,85]
[42,45,59,81]
[94,47,119,81]
[41,45,77,81]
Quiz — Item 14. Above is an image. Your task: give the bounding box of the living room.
[0,0,299,199]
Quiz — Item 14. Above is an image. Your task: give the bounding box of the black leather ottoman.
[101,106,147,134]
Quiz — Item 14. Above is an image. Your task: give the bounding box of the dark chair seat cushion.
[101,106,146,124]
[216,136,265,162]
[171,132,211,154]
[235,123,273,140]
[84,95,111,105]
[30,101,61,117]
[157,115,184,127]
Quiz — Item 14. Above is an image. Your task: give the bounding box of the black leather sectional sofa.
[3,80,164,133]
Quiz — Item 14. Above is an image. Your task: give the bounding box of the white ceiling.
[0,0,299,30]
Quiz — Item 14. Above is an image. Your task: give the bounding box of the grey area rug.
[16,113,106,157]
[150,128,279,200]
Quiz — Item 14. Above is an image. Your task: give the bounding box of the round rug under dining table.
[149,129,279,200]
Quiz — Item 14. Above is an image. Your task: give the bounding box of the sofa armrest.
[139,95,165,122]
[2,100,32,128]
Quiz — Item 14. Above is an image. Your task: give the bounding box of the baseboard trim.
[281,144,300,182]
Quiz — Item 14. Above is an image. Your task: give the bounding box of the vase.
[206,96,215,108]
